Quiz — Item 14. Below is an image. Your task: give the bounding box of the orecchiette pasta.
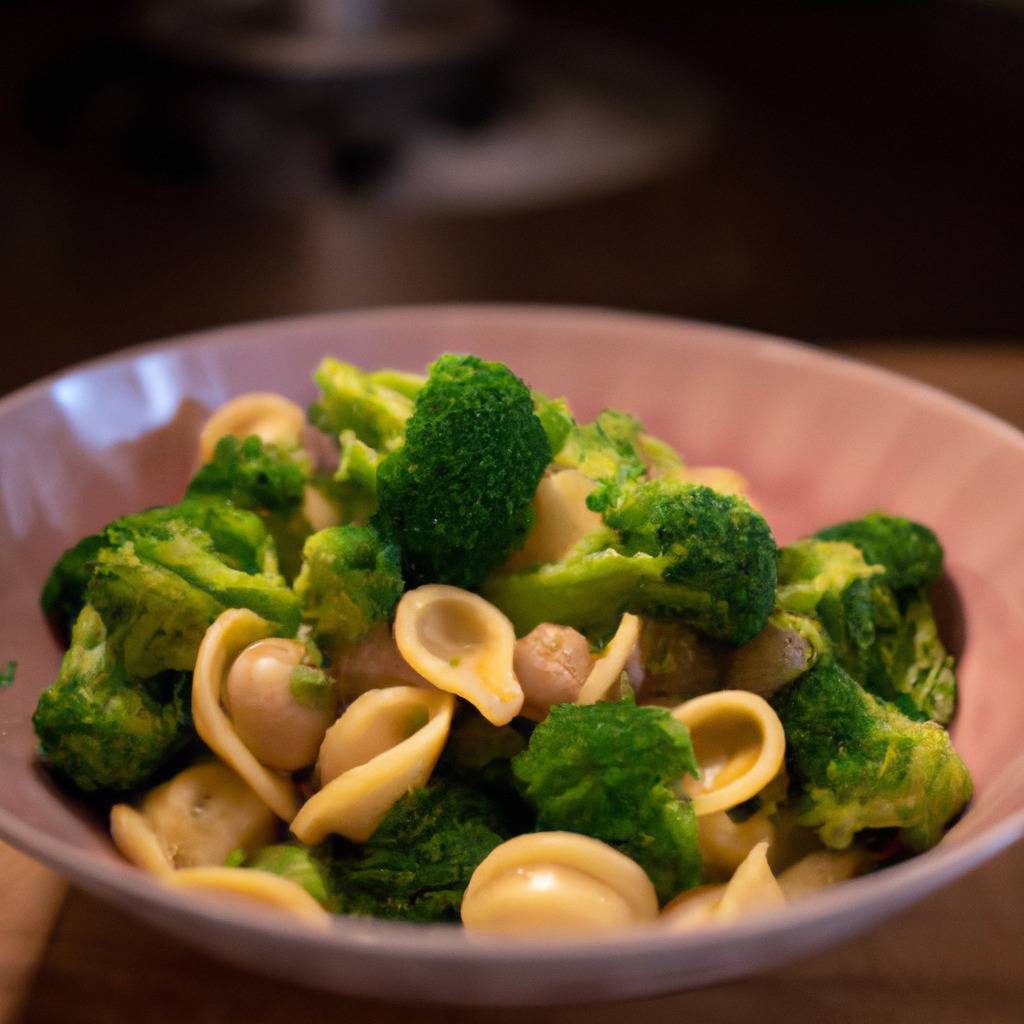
[778,848,870,901]
[393,585,523,726]
[163,866,330,926]
[461,832,659,935]
[504,469,603,569]
[670,690,786,816]
[661,841,784,930]
[576,613,641,706]
[198,392,306,463]
[110,761,276,875]
[290,686,455,844]
[192,609,300,822]
[696,809,776,879]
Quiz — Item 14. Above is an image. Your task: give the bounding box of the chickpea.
[223,638,337,772]
[513,623,592,715]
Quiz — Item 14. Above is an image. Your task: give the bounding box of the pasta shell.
[504,470,603,569]
[192,609,300,822]
[576,613,641,706]
[291,686,455,844]
[661,841,784,930]
[111,761,276,875]
[670,690,786,817]
[164,867,329,926]
[393,585,523,726]
[461,832,658,935]
[198,392,305,463]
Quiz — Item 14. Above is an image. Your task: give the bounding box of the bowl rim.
[2,301,1023,963]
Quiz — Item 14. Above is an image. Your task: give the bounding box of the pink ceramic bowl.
[1,306,1022,1005]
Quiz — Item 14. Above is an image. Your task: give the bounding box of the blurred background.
[3,0,1024,406]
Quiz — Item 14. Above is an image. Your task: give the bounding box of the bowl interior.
[1,306,1023,1002]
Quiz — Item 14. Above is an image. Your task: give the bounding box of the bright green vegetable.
[485,480,778,645]
[777,534,956,723]
[772,660,972,851]
[293,525,403,646]
[554,409,648,512]
[40,533,105,641]
[531,390,574,457]
[374,354,551,590]
[512,700,702,903]
[864,590,957,724]
[247,845,333,908]
[32,606,192,791]
[815,512,943,591]
[0,660,16,688]
[328,779,517,922]
[308,358,415,452]
[90,515,299,679]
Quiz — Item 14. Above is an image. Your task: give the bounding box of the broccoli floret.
[187,435,307,514]
[772,660,972,851]
[554,409,647,512]
[865,590,957,724]
[485,480,778,645]
[32,606,192,791]
[319,431,384,524]
[90,512,299,678]
[247,845,333,908]
[531,390,575,457]
[815,512,943,591]
[778,537,956,723]
[328,778,519,922]
[293,525,403,647]
[186,435,312,577]
[512,700,702,903]
[374,354,551,590]
[308,358,415,451]
[41,533,105,641]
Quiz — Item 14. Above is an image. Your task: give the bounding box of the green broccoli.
[484,480,778,645]
[186,435,312,577]
[89,510,300,679]
[327,778,519,922]
[531,390,575,457]
[317,431,384,524]
[374,354,551,590]
[247,844,333,908]
[864,591,957,724]
[553,409,648,512]
[815,512,943,591]
[512,700,702,903]
[777,535,956,723]
[772,660,972,851]
[41,533,105,641]
[32,606,193,791]
[293,525,403,647]
[308,358,415,452]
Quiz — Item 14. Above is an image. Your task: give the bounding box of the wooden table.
[4,342,1023,1024]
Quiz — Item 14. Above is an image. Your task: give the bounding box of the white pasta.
[662,841,785,930]
[192,609,300,822]
[778,848,869,901]
[461,831,659,935]
[696,809,776,879]
[198,392,306,463]
[110,761,276,875]
[393,585,523,726]
[163,866,330,926]
[291,686,455,844]
[504,469,603,569]
[576,613,641,706]
[670,690,786,816]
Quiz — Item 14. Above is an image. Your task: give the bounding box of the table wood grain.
[4,342,1023,1023]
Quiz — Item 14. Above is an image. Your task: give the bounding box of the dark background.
[4,0,1024,398]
